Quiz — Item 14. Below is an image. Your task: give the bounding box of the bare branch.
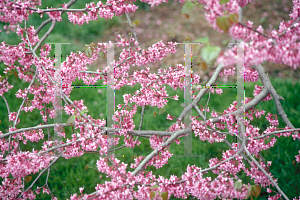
[132,128,192,176]
[0,123,71,139]
[252,128,300,140]
[252,64,300,143]
[1,95,11,115]
[35,0,78,35]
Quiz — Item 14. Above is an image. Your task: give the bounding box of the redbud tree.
[0,0,300,199]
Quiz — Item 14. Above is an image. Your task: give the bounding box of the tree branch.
[252,64,300,143]
[34,0,78,35]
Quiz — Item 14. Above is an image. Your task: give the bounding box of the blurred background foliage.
[0,0,299,199]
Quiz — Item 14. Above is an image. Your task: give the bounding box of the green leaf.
[99,52,106,59]
[80,109,89,115]
[193,36,210,46]
[66,115,76,125]
[153,111,158,118]
[159,107,166,115]
[200,45,221,64]
[84,47,93,58]
[219,0,230,4]
[228,13,239,24]
[185,37,191,41]
[234,180,243,190]
[149,184,159,189]
[216,16,231,33]
[191,55,198,62]
[132,20,140,26]
[196,4,204,9]
[181,0,196,15]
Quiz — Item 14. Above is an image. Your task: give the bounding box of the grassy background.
[0,0,300,199]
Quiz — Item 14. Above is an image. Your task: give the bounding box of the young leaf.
[245,185,251,199]
[149,184,159,189]
[153,111,158,118]
[80,109,89,115]
[160,191,168,200]
[219,0,230,4]
[196,4,204,9]
[66,115,76,125]
[90,42,96,48]
[180,77,185,83]
[182,14,189,18]
[198,60,207,70]
[150,191,156,200]
[200,45,221,64]
[250,185,261,197]
[25,176,32,183]
[159,107,166,115]
[185,37,191,41]
[216,16,231,33]
[84,164,90,170]
[167,32,176,38]
[14,71,18,78]
[193,36,210,46]
[234,180,243,190]
[181,0,196,15]
[99,52,106,59]
[191,55,198,62]
[84,47,93,58]
[132,20,140,26]
[228,13,239,24]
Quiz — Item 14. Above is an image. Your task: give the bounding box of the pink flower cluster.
[66,1,138,25]
[0,0,41,25]
[236,0,252,8]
